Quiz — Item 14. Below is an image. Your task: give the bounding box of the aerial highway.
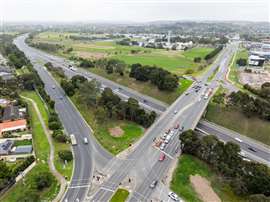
[14,35,113,202]
[14,35,269,202]
[90,43,239,201]
[197,120,270,166]
[14,34,168,114]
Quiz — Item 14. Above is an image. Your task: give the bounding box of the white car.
[234,137,243,143]
[174,110,178,114]
[83,137,88,144]
[160,142,166,150]
[161,133,167,140]
[168,192,180,201]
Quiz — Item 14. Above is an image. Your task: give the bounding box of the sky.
[1,0,269,23]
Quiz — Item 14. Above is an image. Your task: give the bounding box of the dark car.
[149,180,158,188]
[248,147,256,152]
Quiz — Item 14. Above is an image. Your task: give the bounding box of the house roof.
[14,145,32,154]
[0,119,27,134]
[2,105,20,122]
[0,140,14,155]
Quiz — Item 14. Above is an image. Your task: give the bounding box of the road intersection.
[14,35,269,202]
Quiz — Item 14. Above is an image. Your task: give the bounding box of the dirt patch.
[75,51,106,59]
[190,174,221,202]
[239,70,270,88]
[109,126,124,137]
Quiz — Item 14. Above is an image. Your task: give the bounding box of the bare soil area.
[109,126,124,137]
[190,174,221,202]
[239,70,270,88]
[75,51,106,59]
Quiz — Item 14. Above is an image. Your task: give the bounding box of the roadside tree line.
[204,45,223,60]
[229,90,270,121]
[60,75,156,128]
[180,130,270,200]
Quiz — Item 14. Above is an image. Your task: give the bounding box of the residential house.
[0,119,27,136]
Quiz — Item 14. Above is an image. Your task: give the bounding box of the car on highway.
[149,180,158,189]
[160,142,166,150]
[83,137,88,144]
[234,137,243,143]
[164,135,171,144]
[248,147,256,152]
[59,96,63,100]
[185,92,189,96]
[168,192,180,201]
[52,85,56,89]
[159,153,165,161]
[174,110,178,114]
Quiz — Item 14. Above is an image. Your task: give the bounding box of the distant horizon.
[1,0,269,23]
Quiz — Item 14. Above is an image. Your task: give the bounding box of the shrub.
[34,171,53,190]
[58,150,73,162]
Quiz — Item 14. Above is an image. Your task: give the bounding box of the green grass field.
[71,95,144,155]
[228,48,248,88]
[21,91,73,180]
[1,94,59,202]
[88,68,192,104]
[32,32,213,75]
[110,189,129,202]
[170,155,247,202]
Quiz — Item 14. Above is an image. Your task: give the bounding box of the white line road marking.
[68,184,91,189]
[100,187,115,192]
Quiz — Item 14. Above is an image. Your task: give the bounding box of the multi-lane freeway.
[14,35,270,202]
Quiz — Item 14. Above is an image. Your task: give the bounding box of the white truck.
[70,134,77,145]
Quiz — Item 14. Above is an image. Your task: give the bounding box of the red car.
[159,153,166,161]
[174,124,179,129]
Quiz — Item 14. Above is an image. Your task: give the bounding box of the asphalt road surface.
[14,35,113,202]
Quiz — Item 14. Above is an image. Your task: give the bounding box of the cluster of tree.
[243,83,270,102]
[193,57,202,63]
[204,45,223,60]
[99,88,156,127]
[79,58,95,68]
[0,156,35,192]
[95,58,126,76]
[236,58,247,66]
[45,62,65,78]
[229,91,270,120]
[69,35,108,41]
[0,35,29,69]
[61,75,156,128]
[116,38,132,46]
[34,171,54,190]
[129,63,179,91]
[30,42,63,53]
[180,130,270,199]
[0,77,20,99]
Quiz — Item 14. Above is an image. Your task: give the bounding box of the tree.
[60,79,75,96]
[236,58,247,66]
[179,130,201,155]
[34,171,53,190]
[194,57,201,63]
[71,75,87,88]
[58,150,73,161]
[48,121,61,130]
[78,80,100,107]
[95,107,107,123]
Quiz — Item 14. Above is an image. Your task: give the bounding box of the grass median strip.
[110,188,129,202]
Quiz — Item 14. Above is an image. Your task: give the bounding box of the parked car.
[149,180,158,188]
[168,192,180,201]
[174,124,179,129]
[161,133,167,140]
[159,153,165,161]
[160,142,166,150]
[165,129,171,134]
